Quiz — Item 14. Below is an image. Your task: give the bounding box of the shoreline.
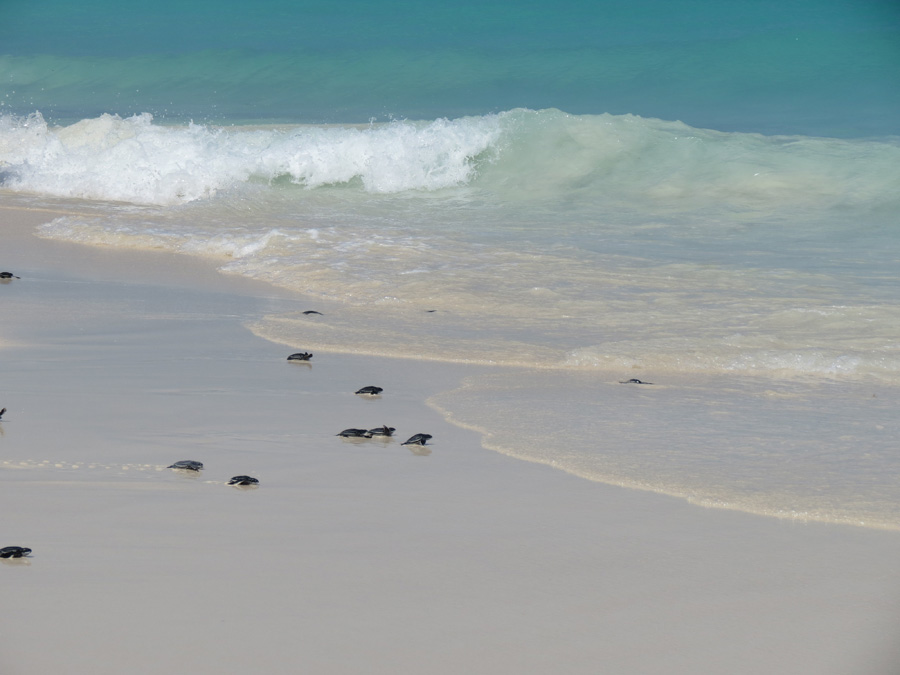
[3,205,900,674]
[18,197,900,532]
[7,205,900,531]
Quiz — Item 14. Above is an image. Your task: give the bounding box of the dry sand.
[2,205,900,674]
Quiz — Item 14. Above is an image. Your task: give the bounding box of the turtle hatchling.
[355,386,383,395]
[368,425,395,437]
[619,378,653,385]
[401,433,432,446]
[287,352,313,361]
[0,272,19,280]
[0,407,6,420]
[0,546,31,558]
[337,428,370,438]
[168,460,204,471]
[228,475,259,486]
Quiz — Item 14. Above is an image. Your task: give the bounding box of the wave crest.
[3,109,899,214]
[0,111,503,205]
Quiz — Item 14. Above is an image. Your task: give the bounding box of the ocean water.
[2,0,900,528]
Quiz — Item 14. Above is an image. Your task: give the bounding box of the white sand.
[2,206,900,675]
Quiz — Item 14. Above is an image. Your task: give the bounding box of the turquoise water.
[2,1,900,527]
[1,0,898,135]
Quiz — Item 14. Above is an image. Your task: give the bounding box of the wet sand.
[2,205,900,675]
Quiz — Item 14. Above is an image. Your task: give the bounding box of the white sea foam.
[3,109,899,214]
[0,111,503,205]
[563,343,897,380]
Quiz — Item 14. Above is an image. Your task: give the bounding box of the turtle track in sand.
[0,459,244,486]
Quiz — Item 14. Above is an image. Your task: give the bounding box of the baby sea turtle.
[401,433,432,446]
[355,386,383,395]
[228,475,259,486]
[368,425,395,437]
[0,272,20,280]
[0,546,31,558]
[0,408,6,420]
[619,378,653,385]
[287,352,313,361]
[337,428,370,438]
[168,460,204,471]
[302,310,323,315]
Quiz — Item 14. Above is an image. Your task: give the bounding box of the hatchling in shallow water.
[287,352,313,361]
[355,386,383,396]
[619,378,653,385]
[0,272,20,280]
[367,425,395,437]
[168,460,204,471]
[337,428,370,438]
[401,433,432,446]
[0,546,31,558]
[228,475,259,486]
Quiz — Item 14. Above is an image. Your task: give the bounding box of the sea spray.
[0,111,503,204]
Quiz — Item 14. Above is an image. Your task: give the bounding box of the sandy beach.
[2,205,900,675]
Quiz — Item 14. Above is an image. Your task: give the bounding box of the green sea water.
[1,0,898,134]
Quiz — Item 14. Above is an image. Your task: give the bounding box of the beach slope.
[2,206,899,675]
